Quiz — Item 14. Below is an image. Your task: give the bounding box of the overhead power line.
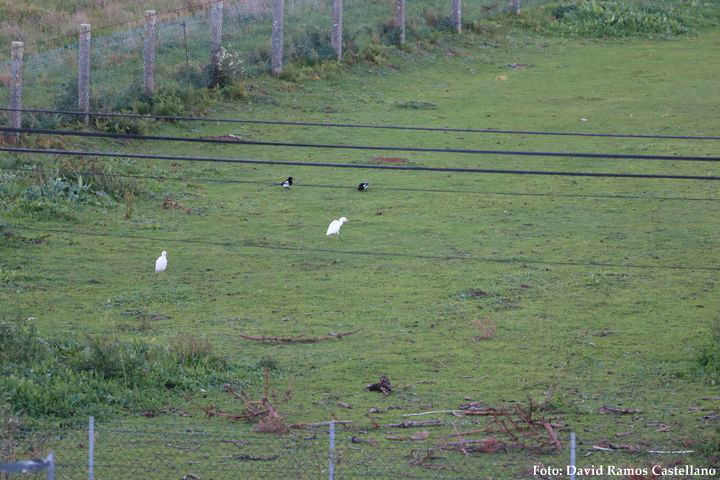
[3,166,719,202]
[2,126,720,163]
[2,146,720,181]
[2,107,719,140]
[6,225,719,272]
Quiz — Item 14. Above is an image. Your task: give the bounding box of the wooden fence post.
[210,0,224,78]
[452,0,462,33]
[78,25,91,125]
[395,0,406,45]
[332,0,343,60]
[143,10,157,94]
[512,0,521,15]
[9,41,23,138]
[271,0,284,76]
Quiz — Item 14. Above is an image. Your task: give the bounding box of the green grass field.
[2,11,720,479]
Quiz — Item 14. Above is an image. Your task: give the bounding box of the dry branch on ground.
[440,400,563,454]
[239,329,360,344]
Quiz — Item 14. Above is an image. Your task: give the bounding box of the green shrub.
[0,318,47,364]
[14,197,77,221]
[175,62,211,89]
[0,317,249,420]
[518,0,694,38]
[287,27,337,65]
[360,44,393,65]
[170,333,227,369]
[221,82,247,100]
[57,157,144,201]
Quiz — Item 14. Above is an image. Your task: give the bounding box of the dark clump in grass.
[0,317,246,422]
[394,100,437,110]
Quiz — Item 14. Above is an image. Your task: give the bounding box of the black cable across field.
[2,107,719,140]
[2,146,719,180]
[3,166,719,202]
[3,126,720,163]
[5,225,719,272]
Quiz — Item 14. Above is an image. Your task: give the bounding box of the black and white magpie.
[357,182,369,191]
[282,176,293,188]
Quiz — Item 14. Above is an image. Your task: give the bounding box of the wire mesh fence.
[3,416,573,479]
[0,0,556,127]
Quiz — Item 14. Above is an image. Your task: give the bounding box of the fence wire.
[0,0,556,127]
[2,419,573,479]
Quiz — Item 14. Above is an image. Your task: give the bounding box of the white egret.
[357,182,369,191]
[282,177,293,189]
[155,251,167,273]
[326,217,348,239]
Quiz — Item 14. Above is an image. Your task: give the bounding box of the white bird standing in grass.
[326,217,348,239]
[155,251,167,273]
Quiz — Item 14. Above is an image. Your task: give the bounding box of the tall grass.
[517,0,720,38]
[0,317,248,422]
[695,315,720,383]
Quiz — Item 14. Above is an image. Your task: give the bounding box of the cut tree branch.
[239,329,360,344]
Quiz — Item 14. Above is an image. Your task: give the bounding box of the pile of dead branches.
[441,400,563,454]
[205,368,291,434]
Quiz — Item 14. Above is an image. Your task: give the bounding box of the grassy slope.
[2,26,720,477]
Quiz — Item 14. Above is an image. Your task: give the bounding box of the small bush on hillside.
[175,62,211,89]
[0,318,47,364]
[171,333,227,369]
[518,0,693,38]
[377,20,403,45]
[360,44,393,65]
[287,28,337,66]
[221,82,247,100]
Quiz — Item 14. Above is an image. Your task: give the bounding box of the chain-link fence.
[0,0,554,127]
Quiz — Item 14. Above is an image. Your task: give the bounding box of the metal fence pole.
[9,41,23,139]
[46,453,55,480]
[512,0,521,15]
[394,0,406,45]
[78,25,91,125]
[328,421,335,480]
[143,10,157,94]
[210,0,224,76]
[331,0,343,60]
[88,416,95,480]
[452,0,462,33]
[570,432,576,480]
[271,0,284,76]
